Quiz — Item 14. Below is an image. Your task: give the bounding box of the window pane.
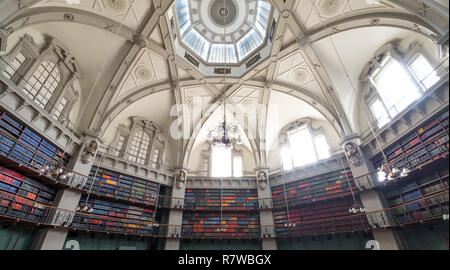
[211,145,232,177]
[370,99,390,128]
[233,156,243,177]
[182,29,210,60]
[409,54,441,90]
[314,135,330,160]
[374,58,421,118]
[289,127,317,167]
[280,146,293,171]
[176,0,192,35]
[237,29,264,61]
[208,44,237,64]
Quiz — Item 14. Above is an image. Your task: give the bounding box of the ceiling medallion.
[209,0,238,27]
[135,66,153,81]
[319,0,343,17]
[294,69,309,83]
[105,0,127,12]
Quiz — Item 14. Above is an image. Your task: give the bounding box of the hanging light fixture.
[207,98,242,149]
[207,9,242,149]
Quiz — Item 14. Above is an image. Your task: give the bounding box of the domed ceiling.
[168,0,278,77]
[174,0,272,64]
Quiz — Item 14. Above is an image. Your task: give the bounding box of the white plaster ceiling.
[294,0,388,31]
[112,48,170,106]
[33,0,151,30]
[102,89,174,144]
[311,26,430,132]
[275,51,325,100]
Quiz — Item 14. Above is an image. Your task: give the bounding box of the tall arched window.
[280,124,330,171]
[210,145,243,177]
[23,60,61,109]
[366,44,443,129]
[128,130,150,165]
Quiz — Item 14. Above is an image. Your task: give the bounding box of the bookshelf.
[182,188,260,238]
[86,166,160,207]
[371,110,449,171]
[271,169,356,209]
[71,196,158,236]
[0,110,70,172]
[384,164,449,225]
[182,212,261,238]
[184,189,259,211]
[273,198,369,237]
[0,165,56,223]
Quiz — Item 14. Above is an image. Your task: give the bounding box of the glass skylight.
[237,29,264,61]
[174,0,272,64]
[176,0,191,35]
[209,44,237,63]
[182,29,210,61]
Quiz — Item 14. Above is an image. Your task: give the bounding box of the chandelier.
[207,98,243,148]
[377,162,411,183]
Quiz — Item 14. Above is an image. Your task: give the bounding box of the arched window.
[2,52,27,80]
[210,145,243,177]
[366,47,442,129]
[128,130,150,165]
[280,124,330,171]
[23,60,61,109]
[113,135,126,157]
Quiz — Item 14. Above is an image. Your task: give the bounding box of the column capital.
[338,133,361,146]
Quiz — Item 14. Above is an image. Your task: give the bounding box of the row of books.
[86,167,160,206]
[371,110,449,170]
[182,212,261,238]
[184,189,259,211]
[271,169,356,208]
[70,196,158,235]
[273,198,369,236]
[0,110,70,170]
[384,165,449,225]
[0,165,56,222]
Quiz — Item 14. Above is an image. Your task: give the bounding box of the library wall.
[62,231,163,250]
[400,221,449,250]
[182,188,260,238]
[0,222,37,250]
[276,232,375,250]
[180,239,262,250]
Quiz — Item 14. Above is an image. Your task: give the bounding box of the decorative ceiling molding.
[306,11,440,44]
[4,6,137,42]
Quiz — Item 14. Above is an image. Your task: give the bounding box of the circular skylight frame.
[173,0,274,66]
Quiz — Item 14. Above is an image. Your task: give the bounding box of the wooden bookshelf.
[371,110,449,171]
[0,165,56,223]
[272,198,369,237]
[182,212,261,238]
[384,164,449,225]
[86,166,160,207]
[71,196,158,235]
[184,189,259,211]
[271,169,356,209]
[182,188,260,238]
[0,110,70,171]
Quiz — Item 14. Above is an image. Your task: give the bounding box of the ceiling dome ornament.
[105,0,127,12]
[135,66,153,81]
[209,0,238,27]
[294,69,310,83]
[318,0,343,17]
